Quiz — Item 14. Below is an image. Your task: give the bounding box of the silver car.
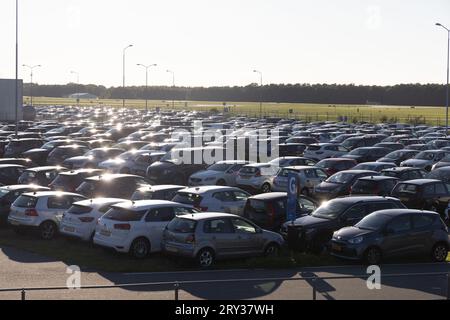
[162,212,284,267]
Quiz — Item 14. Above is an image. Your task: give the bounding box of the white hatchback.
[8,191,86,239]
[60,198,127,241]
[93,200,199,258]
[303,143,349,161]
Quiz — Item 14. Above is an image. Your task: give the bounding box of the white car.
[59,198,127,241]
[93,200,199,258]
[98,150,165,176]
[188,160,250,187]
[272,166,329,195]
[303,143,348,161]
[8,191,86,239]
[172,186,250,215]
[236,163,280,193]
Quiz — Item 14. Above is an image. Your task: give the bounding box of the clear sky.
[0,0,449,87]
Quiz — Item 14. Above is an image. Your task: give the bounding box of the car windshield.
[311,200,348,220]
[207,163,231,172]
[104,208,146,222]
[416,152,435,160]
[167,217,197,233]
[356,213,392,231]
[327,172,355,184]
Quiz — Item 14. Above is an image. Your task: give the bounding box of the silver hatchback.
[162,212,284,267]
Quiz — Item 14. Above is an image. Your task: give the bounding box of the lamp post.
[253,70,263,118]
[436,23,450,135]
[14,0,19,137]
[137,63,157,112]
[122,44,133,108]
[167,70,175,109]
[70,71,80,108]
[22,64,41,107]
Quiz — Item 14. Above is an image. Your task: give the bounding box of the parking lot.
[0,105,449,281]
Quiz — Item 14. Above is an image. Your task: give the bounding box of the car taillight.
[186,234,195,244]
[25,209,39,217]
[79,217,95,223]
[114,223,131,230]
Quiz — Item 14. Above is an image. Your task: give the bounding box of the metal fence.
[0,271,449,300]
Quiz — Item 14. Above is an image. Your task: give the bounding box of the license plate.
[332,243,343,252]
[100,230,111,237]
[64,226,75,233]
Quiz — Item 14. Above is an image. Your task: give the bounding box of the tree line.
[24,83,448,107]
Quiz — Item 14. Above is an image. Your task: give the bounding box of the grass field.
[28,96,449,126]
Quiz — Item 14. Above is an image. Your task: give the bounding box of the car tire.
[39,221,57,240]
[431,243,448,262]
[130,237,151,259]
[261,183,271,193]
[217,179,226,186]
[264,243,280,257]
[197,248,215,268]
[364,247,382,265]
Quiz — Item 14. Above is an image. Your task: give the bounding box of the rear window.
[131,190,153,201]
[104,208,147,222]
[240,167,260,175]
[67,204,93,215]
[77,181,98,195]
[14,195,37,208]
[167,217,197,233]
[172,192,203,206]
[247,199,267,212]
[392,184,418,195]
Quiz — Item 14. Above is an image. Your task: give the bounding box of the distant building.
[68,93,98,100]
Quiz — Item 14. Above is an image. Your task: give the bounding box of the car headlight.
[348,236,364,244]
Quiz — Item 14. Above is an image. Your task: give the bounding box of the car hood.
[287,214,334,228]
[401,159,430,167]
[190,170,220,179]
[333,226,374,241]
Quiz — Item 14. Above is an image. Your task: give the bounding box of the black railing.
[0,271,449,300]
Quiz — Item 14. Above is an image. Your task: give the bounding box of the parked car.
[340,135,385,151]
[49,169,104,192]
[373,142,404,151]
[342,147,391,163]
[381,167,427,181]
[98,150,165,176]
[269,157,316,168]
[63,147,125,170]
[4,138,44,158]
[162,212,284,267]
[132,185,187,201]
[236,163,280,193]
[391,179,450,223]
[352,162,396,172]
[0,164,26,185]
[315,158,357,176]
[313,170,379,200]
[427,167,450,186]
[8,191,86,239]
[60,198,127,241]
[376,149,419,166]
[94,200,199,258]
[188,161,250,187]
[18,166,68,186]
[283,196,405,253]
[431,153,450,170]
[350,176,399,196]
[401,150,450,171]
[330,209,449,264]
[303,143,348,161]
[0,185,50,225]
[172,186,250,215]
[277,143,307,157]
[76,174,149,199]
[272,166,329,196]
[243,192,318,231]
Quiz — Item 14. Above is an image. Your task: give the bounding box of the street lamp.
[122,44,133,108]
[436,23,450,135]
[253,70,263,118]
[14,0,19,137]
[70,71,80,108]
[137,63,157,112]
[167,70,175,109]
[22,64,41,107]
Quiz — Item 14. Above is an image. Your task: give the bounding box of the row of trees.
[24,83,448,107]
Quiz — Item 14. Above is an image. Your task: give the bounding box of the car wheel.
[261,183,271,193]
[197,248,215,268]
[431,243,448,262]
[130,238,151,259]
[264,243,280,257]
[39,221,57,240]
[364,247,382,265]
[217,179,226,186]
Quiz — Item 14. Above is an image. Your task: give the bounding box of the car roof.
[59,169,103,176]
[329,196,400,204]
[398,179,442,185]
[25,166,67,172]
[136,185,186,192]
[175,212,238,221]
[73,198,127,207]
[283,166,319,171]
[85,174,143,181]
[0,185,50,191]
[112,200,187,210]
[357,176,399,181]
[21,191,84,198]
[372,209,438,217]
[180,186,241,194]
[249,192,287,200]
[382,166,419,172]
[0,164,25,168]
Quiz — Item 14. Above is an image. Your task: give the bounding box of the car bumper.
[8,216,40,228]
[329,241,364,260]
[93,233,131,253]
[162,241,196,258]
[59,222,93,241]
